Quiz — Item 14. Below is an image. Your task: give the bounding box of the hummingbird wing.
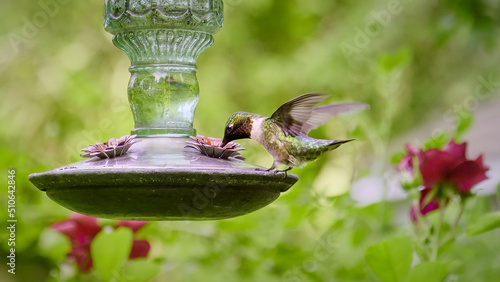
[270,93,327,136]
[301,103,369,134]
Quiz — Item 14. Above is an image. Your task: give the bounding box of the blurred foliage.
[1,0,500,281]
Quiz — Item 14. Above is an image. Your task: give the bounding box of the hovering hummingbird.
[221,93,368,174]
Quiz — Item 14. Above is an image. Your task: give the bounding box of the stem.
[413,219,421,237]
[413,223,431,262]
[451,200,465,235]
[413,213,433,262]
[431,202,446,261]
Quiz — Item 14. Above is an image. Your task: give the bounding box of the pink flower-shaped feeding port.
[81,134,140,159]
[185,135,245,160]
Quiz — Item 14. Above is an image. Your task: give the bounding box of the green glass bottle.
[104,0,223,137]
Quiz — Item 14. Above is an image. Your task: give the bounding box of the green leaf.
[120,259,162,282]
[365,236,413,282]
[409,261,449,282]
[422,133,450,150]
[378,48,411,72]
[351,227,367,246]
[391,150,406,165]
[467,211,500,236]
[37,228,71,262]
[91,227,133,281]
[454,110,473,140]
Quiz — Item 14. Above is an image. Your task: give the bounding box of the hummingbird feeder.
[29,0,298,221]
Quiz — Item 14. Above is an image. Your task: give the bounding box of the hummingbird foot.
[273,167,292,177]
[255,162,278,173]
[255,167,274,172]
[255,163,293,177]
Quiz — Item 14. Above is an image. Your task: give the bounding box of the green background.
[1,0,499,281]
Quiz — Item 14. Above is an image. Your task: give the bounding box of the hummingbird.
[221,93,368,174]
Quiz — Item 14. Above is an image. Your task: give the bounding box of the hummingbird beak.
[220,137,229,148]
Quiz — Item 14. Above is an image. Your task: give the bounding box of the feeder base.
[29,138,298,220]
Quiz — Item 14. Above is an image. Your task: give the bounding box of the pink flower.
[130,240,151,258]
[418,139,488,194]
[397,144,419,176]
[410,201,420,223]
[117,220,151,259]
[419,188,440,215]
[403,139,488,222]
[410,188,441,223]
[52,213,101,272]
[116,220,149,233]
[52,214,150,272]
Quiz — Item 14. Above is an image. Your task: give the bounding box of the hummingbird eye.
[227,124,234,133]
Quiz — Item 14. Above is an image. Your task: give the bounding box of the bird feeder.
[29,0,298,221]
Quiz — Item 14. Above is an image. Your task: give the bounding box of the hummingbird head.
[221,112,254,147]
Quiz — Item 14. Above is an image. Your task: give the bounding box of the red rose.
[418,139,488,194]
[52,214,150,272]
